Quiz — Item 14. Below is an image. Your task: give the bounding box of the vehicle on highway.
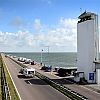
[18,57,27,62]
[22,68,35,77]
[31,61,36,65]
[19,68,24,74]
[41,65,52,72]
[25,59,32,64]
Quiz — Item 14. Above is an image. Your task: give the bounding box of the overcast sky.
[0,0,100,52]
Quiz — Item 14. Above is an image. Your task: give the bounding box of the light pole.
[45,46,50,66]
[41,49,43,66]
[45,46,52,73]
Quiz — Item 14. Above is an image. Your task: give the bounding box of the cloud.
[60,18,77,29]
[0,18,77,52]
[32,18,77,50]
[33,19,42,30]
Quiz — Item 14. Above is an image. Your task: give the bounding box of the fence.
[1,60,11,100]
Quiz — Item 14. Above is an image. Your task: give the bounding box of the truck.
[20,67,35,77]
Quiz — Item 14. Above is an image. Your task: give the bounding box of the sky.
[0,0,100,52]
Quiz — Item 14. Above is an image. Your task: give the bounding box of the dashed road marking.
[80,85,100,95]
[28,81,32,85]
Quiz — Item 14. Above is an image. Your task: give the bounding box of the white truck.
[20,67,35,77]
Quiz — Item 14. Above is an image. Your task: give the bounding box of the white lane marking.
[80,85,100,95]
[28,81,32,85]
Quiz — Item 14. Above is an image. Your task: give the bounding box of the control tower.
[77,11,99,83]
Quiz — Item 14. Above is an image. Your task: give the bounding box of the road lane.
[65,84,100,100]
[2,56,70,100]
[27,60,100,100]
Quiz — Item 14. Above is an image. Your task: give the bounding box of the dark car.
[31,61,35,65]
[19,68,24,74]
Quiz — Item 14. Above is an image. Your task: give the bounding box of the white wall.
[77,16,99,83]
[96,69,100,84]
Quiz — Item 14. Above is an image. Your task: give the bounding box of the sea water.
[6,52,77,68]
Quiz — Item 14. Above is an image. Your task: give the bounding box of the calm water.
[6,52,77,68]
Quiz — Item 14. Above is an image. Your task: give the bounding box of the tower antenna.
[80,8,82,14]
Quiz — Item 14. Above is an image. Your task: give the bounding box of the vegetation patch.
[0,57,2,100]
[0,54,20,100]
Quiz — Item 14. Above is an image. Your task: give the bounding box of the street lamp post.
[41,49,43,66]
[48,46,50,65]
[46,46,50,66]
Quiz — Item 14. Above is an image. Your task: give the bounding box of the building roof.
[56,67,77,70]
[78,11,97,19]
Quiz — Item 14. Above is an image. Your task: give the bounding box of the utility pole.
[41,49,43,66]
[47,46,50,66]
[45,46,50,66]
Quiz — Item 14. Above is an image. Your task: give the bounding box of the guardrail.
[35,71,88,100]
[1,58,11,100]
[9,56,88,100]
[10,57,27,68]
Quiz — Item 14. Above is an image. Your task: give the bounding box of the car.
[25,59,31,64]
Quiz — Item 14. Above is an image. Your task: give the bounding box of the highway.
[3,54,100,100]
[27,61,100,100]
[2,55,70,100]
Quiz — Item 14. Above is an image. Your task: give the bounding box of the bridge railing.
[1,58,11,100]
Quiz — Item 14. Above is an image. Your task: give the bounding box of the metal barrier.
[10,57,88,100]
[35,71,88,100]
[1,61,11,100]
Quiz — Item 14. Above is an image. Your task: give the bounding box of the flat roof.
[78,11,97,19]
[55,67,77,70]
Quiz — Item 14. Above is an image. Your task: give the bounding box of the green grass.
[0,67,2,100]
[0,55,20,100]
[3,62,20,100]
[0,62,2,100]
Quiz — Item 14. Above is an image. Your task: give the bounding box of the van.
[23,68,35,77]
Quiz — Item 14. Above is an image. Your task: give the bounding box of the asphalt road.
[26,60,100,100]
[2,55,70,100]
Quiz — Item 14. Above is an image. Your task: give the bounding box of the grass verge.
[1,54,20,100]
[0,58,2,100]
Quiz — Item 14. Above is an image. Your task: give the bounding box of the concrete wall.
[77,15,99,83]
[96,69,100,84]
